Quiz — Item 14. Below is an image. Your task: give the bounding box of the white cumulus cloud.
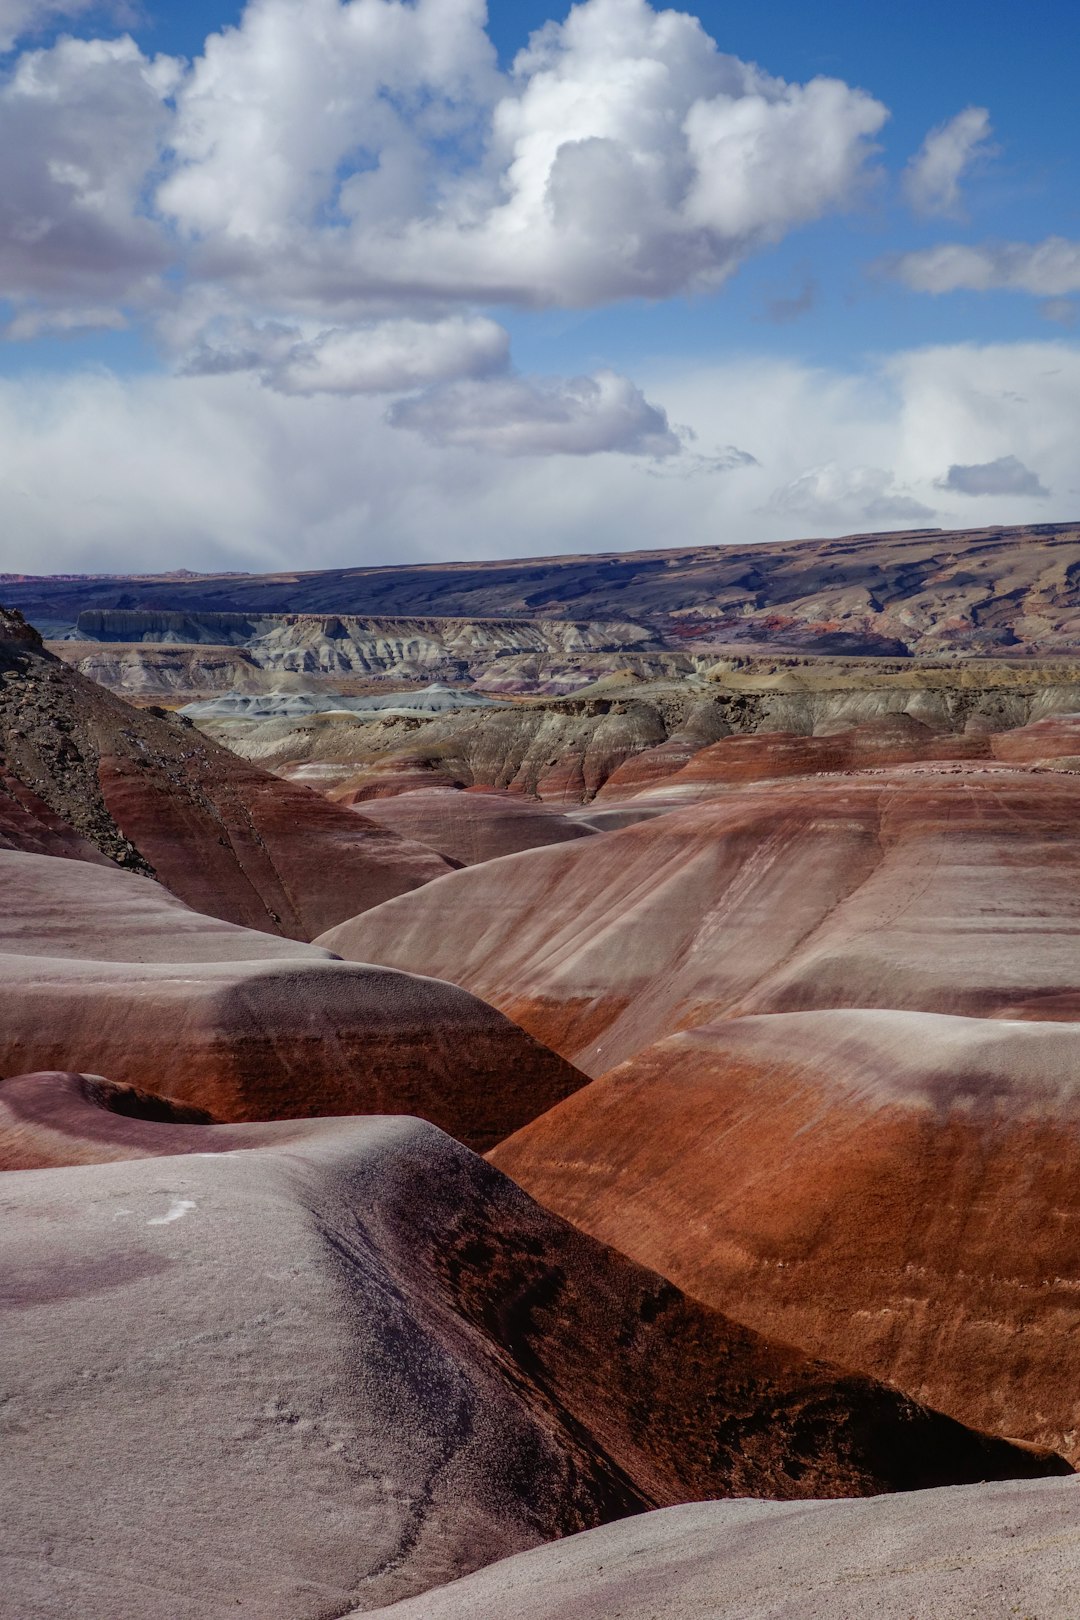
[0,34,180,305]
[902,105,993,218]
[156,0,887,311]
[182,314,511,395]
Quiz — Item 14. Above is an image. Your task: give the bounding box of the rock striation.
[490,1008,1080,1458]
[336,787,598,866]
[319,761,1080,1074]
[0,849,585,1151]
[0,1096,1066,1619]
[195,666,1080,807]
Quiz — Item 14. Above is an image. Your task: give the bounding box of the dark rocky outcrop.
[0,606,451,936]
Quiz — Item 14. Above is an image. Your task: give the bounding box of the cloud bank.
[0,340,1072,574]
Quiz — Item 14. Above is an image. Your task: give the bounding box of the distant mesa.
[7,522,1080,659]
[1,1097,1066,1619]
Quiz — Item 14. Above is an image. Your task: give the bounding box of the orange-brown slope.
[0,1098,1065,1620]
[0,850,586,1152]
[319,762,1080,1075]
[491,1008,1080,1459]
[0,606,451,937]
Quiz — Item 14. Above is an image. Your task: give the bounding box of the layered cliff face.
[10,521,1080,659]
[0,607,452,936]
[54,607,667,695]
[1,1093,1063,1620]
[186,662,1080,806]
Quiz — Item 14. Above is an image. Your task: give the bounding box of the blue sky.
[1,0,1078,572]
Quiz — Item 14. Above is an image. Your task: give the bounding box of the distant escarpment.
[194,662,1080,804]
[56,607,667,697]
[9,521,1080,659]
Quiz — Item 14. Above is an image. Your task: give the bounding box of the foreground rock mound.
[0,607,451,937]
[320,763,1080,1074]
[0,850,585,1151]
[0,1103,1065,1620]
[492,1008,1080,1457]
[364,1476,1080,1620]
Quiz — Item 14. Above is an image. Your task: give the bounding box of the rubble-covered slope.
[0,607,451,936]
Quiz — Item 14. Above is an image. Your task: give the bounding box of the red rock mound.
[0,606,451,937]
[319,763,1080,1075]
[1,1101,1065,1618]
[598,715,991,802]
[491,1008,1080,1458]
[0,850,585,1151]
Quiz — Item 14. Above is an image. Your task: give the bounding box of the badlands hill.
[180,656,1080,802]
[0,607,451,936]
[319,734,1080,1069]
[0,848,584,1151]
[322,721,1080,1457]
[10,530,1080,1619]
[1,1085,1064,1620]
[7,520,1080,657]
[491,1010,1080,1457]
